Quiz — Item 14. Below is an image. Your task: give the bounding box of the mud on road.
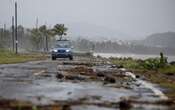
[0,57,174,110]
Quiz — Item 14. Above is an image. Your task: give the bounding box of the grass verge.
[0,50,48,64]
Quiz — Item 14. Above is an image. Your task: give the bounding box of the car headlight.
[66,50,70,52]
[52,49,57,52]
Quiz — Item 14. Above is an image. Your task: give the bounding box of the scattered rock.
[104,76,116,83]
[42,74,52,77]
[90,96,102,100]
[62,104,71,110]
[165,72,174,76]
[56,73,64,79]
[110,65,118,68]
[96,72,105,77]
[119,99,132,110]
[97,55,102,58]
[110,64,123,68]
[67,92,72,95]
[65,75,85,81]
[136,75,140,78]
[118,65,124,68]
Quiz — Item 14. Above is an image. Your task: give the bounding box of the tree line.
[0,24,68,52]
[72,38,175,55]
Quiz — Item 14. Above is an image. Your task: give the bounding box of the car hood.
[53,48,71,50]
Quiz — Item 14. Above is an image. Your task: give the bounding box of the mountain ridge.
[142,32,175,48]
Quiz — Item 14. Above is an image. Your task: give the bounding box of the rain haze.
[1,1,175,110]
[0,0,175,40]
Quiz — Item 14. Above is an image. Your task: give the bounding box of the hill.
[142,32,175,48]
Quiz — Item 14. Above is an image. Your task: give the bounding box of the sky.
[0,0,175,39]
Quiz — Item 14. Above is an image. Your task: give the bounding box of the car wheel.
[69,56,73,60]
[52,56,56,60]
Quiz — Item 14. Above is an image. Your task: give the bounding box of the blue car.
[51,40,73,60]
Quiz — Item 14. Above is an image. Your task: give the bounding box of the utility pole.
[46,34,48,52]
[15,1,18,54]
[12,16,15,51]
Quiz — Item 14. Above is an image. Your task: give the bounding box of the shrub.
[140,52,168,70]
[141,58,160,70]
[111,52,168,70]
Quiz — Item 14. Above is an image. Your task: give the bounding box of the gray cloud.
[0,0,175,39]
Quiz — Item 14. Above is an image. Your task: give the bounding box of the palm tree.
[52,24,68,40]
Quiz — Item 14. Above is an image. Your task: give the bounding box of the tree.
[30,28,42,50]
[52,24,68,40]
[0,28,4,48]
[39,25,53,51]
[0,28,11,49]
[17,25,24,48]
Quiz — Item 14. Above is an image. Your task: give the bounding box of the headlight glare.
[53,49,57,52]
[66,50,70,52]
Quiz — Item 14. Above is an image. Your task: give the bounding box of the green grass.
[159,65,175,74]
[110,57,141,69]
[0,50,47,64]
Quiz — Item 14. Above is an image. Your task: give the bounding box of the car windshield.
[54,41,71,48]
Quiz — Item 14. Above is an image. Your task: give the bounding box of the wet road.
[0,57,174,110]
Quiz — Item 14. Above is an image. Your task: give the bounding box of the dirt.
[0,57,175,110]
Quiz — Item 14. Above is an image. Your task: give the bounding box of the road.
[0,57,174,110]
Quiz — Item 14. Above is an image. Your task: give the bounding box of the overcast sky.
[0,0,175,38]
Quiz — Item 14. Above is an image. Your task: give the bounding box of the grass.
[110,57,141,69]
[0,49,48,64]
[159,65,175,74]
[110,57,175,100]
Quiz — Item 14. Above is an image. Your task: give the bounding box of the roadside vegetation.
[0,23,68,53]
[110,52,175,100]
[0,49,47,64]
[0,23,68,64]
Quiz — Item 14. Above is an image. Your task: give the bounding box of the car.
[51,40,73,60]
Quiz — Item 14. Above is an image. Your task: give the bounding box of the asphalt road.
[0,57,174,110]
